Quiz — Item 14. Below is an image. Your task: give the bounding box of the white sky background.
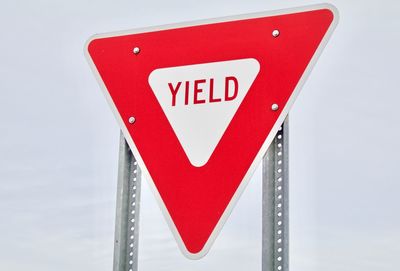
[1,0,400,270]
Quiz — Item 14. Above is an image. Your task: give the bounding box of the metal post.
[262,118,289,271]
[113,132,141,271]
[113,121,287,271]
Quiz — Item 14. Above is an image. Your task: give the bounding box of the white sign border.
[84,3,339,260]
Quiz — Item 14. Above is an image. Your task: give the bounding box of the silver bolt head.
[128,117,136,124]
[272,29,280,37]
[133,47,140,55]
[271,104,279,111]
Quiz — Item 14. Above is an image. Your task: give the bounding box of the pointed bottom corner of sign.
[180,246,211,260]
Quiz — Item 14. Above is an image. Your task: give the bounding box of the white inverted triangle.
[148,58,260,167]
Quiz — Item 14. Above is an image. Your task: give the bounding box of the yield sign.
[85,4,338,259]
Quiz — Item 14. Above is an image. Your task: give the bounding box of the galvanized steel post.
[113,119,288,271]
[262,118,289,271]
[113,133,141,271]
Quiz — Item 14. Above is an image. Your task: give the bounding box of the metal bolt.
[272,29,280,37]
[133,47,140,55]
[271,104,279,111]
[128,117,136,124]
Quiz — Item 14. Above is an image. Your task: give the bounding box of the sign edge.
[83,3,339,260]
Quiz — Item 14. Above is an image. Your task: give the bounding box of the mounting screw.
[271,104,279,111]
[272,29,280,38]
[128,117,136,124]
[133,47,140,55]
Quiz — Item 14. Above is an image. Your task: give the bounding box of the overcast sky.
[1,0,400,271]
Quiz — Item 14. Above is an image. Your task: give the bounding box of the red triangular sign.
[85,4,338,259]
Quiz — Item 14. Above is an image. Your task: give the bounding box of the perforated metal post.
[113,132,141,271]
[262,118,289,271]
[113,120,287,271]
